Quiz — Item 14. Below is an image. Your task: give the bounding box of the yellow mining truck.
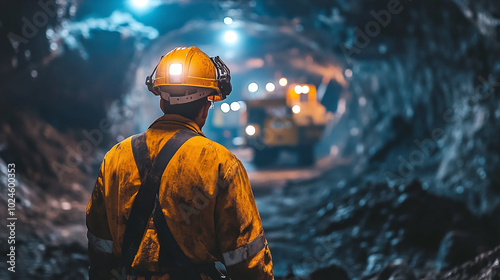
[243,84,327,165]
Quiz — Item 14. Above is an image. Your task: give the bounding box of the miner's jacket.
[86,114,274,280]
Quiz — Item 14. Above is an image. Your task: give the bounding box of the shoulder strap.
[130,133,152,181]
[122,129,199,268]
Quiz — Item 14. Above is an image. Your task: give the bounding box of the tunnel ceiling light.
[224,30,238,44]
[223,17,233,25]
[230,101,241,112]
[345,69,353,78]
[131,0,150,9]
[302,85,310,94]
[292,105,301,114]
[294,85,303,94]
[50,42,58,51]
[266,82,275,92]
[245,125,256,136]
[279,77,288,87]
[221,103,230,113]
[248,82,258,93]
[359,97,367,106]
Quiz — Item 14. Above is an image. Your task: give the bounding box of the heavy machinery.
[243,83,328,165]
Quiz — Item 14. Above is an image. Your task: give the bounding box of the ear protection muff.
[210,56,232,100]
[145,56,163,96]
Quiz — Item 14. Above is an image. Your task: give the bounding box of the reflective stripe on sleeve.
[87,231,113,254]
[222,231,267,266]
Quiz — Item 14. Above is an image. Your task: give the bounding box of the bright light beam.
[224,17,233,25]
[245,125,256,136]
[230,102,241,112]
[266,82,276,92]
[292,105,301,114]
[248,82,259,93]
[221,103,230,113]
[279,78,288,87]
[224,30,238,44]
[130,0,149,9]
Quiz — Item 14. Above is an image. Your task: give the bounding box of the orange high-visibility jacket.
[86,114,273,280]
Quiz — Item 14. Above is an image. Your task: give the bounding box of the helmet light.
[169,63,182,83]
[169,63,183,75]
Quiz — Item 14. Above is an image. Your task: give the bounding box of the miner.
[86,46,273,279]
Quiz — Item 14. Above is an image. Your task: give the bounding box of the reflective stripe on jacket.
[86,114,274,279]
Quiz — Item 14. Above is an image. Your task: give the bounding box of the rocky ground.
[254,160,500,279]
[0,114,92,280]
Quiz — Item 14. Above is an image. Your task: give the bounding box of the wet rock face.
[365,262,417,280]
[321,0,500,213]
[389,182,480,251]
[454,0,500,41]
[309,263,350,280]
[13,240,88,280]
[435,231,491,271]
[262,177,500,278]
[423,245,500,280]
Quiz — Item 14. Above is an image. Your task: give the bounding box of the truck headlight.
[245,125,257,136]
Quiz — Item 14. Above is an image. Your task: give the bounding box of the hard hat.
[145,46,232,105]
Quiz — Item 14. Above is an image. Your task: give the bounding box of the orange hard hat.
[145,46,232,104]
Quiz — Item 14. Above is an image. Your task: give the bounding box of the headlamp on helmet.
[145,46,232,105]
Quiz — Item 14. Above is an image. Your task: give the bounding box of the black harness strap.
[128,132,178,271]
[122,129,225,280]
[130,133,152,182]
[122,130,198,269]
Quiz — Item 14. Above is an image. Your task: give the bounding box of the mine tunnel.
[1,0,500,279]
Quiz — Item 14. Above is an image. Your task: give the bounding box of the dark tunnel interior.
[1,0,500,279]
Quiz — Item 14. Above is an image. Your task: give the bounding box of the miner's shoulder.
[103,135,134,162]
[187,135,238,162]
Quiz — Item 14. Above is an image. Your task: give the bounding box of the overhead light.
[301,85,310,94]
[223,17,233,25]
[292,105,301,114]
[230,101,241,112]
[245,125,256,136]
[345,69,353,78]
[294,85,303,94]
[221,103,230,113]
[130,0,149,9]
[265,82,275,92]
[224,30,238,44]
[248,82,258,93]
[279,77,288,87]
